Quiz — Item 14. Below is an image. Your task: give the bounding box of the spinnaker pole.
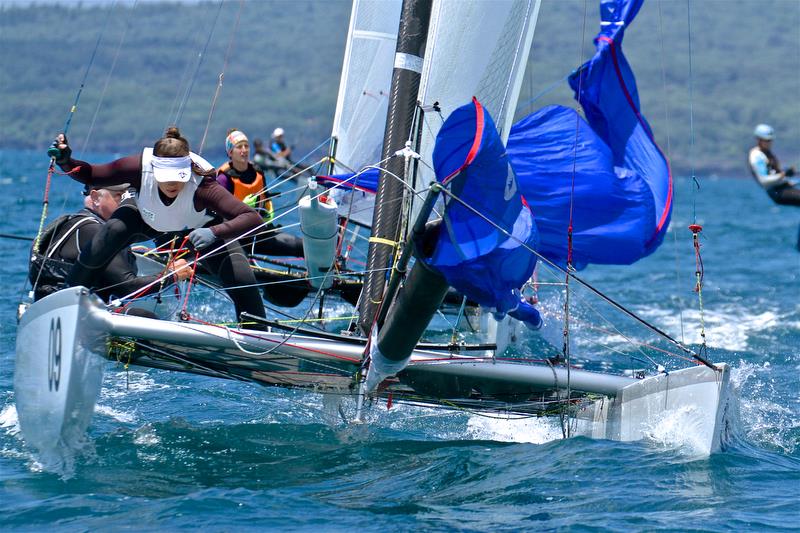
[357,0,432,336]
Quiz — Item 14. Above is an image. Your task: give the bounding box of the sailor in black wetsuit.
[29,184,190,301]
[748,123,800,206]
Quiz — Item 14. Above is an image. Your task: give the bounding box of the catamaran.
[14,0,733,465]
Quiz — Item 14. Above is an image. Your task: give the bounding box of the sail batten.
[328,0,403,227]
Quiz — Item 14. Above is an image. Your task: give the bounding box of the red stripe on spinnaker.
[598,36,672,243]
[442,96,485,185]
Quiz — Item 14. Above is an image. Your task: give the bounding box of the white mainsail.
[410,0,541,221]
[330,0,402,226]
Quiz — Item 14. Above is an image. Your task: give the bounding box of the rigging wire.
[32,11,109,256]
[657,0,687,346]
[174,0,225,125]
[197,0,245,155]
[559,0,591,438]
[25,15,113,303]
[79,0,137,157]
[516,73,572,116]
[434,184,717,370]
[166,24,205,125]
[687,0,698,223]
[685,0,709,359]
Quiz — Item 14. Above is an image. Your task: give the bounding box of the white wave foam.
[0,404,20,436]
[731,361,799,454]
[641,404,718,458]
[638,305,782,352]
[133,424,162,446]
[95,404,137,424]
[101,370,170,399]
[466,415,563,444]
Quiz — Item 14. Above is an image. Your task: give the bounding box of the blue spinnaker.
[507,0,671,269]
[317,167,379,194]
[427,98,541,328]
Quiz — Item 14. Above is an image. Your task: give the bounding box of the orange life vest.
[218,162,274,222]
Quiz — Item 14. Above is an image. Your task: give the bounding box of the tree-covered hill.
[2,0,800,177]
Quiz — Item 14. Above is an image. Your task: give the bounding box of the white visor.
[151,155,192,183]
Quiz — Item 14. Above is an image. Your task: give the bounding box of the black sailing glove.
[48,133,72,167]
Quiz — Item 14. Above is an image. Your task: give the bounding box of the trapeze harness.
[29,211,100,299]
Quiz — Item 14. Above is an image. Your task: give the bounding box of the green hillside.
[2,0,800,177]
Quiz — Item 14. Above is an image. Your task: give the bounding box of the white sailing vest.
[138,147,214,232]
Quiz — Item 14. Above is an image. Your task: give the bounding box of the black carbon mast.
[357,0,432,336]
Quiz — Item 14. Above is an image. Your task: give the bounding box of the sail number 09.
[48,317,62,392]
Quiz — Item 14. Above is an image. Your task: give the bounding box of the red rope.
[112,236,191,314]
[179,250,201,320]
[689,224,704,292]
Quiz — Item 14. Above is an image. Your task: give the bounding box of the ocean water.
[1,149,799,531]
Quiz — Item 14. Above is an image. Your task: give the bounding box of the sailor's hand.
[48,133,72,166]
[187,227,217,250]
[243,193,259,208]
[785,166,796,178]
[169,258,192,281]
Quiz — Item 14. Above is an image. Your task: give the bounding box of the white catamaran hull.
[14,287,732,457]
[575,363,733,454]
[14,288,107,455]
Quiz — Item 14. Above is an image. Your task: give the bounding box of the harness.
[29,213,100,298]
[748,146,782,188]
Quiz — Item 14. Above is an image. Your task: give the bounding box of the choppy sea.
[1,149,798,531]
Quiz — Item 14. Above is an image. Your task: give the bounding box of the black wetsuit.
[767,184,800,206]
[29,208,173,301]
[749,146,800,206]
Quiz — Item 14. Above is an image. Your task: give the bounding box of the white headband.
[152,155,192,168]
[151,154,193,183]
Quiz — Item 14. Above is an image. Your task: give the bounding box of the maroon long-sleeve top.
[59,153,262,240]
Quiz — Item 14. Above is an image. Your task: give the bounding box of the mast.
[357,0,432,336]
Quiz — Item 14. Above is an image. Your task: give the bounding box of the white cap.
[754,124,775,140]
[271,127,284,139]
[151,155,192,183]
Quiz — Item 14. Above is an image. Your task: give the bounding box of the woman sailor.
[216,129,304,257]
[52,127,267,323]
